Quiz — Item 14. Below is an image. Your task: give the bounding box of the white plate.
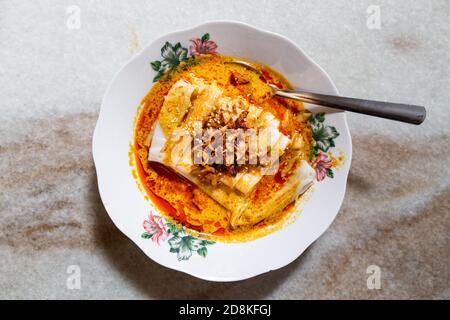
[93,21,352,281]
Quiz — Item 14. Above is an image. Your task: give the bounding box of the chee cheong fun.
[134,54,316,242]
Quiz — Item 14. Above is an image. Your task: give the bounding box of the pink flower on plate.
[189,33,218,56]
[312,153,333,181]
[143,213,168,245]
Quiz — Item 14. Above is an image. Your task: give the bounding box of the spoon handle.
[274,89,426,125]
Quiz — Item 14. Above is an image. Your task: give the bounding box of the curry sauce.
[132,54,313,242]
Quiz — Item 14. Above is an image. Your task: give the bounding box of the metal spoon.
[226,60,426,125]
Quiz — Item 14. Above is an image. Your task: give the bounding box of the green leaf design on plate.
[201,240,215,246]
[150,60,161,71]
[326,168,334,178]
[141,232,152,239]
[166,222,181,235]
[168,234,182,248]
[201,33,210,42]
[152,72,163,82]
[311,112,325,125]
[172,236,199,261]
[197,247,208,257]
[310,112,339,152]
[161,42,187,70]
[150,41,189,82]
[166,229,215,261]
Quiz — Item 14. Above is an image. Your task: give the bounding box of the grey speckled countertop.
[1,0,449,299]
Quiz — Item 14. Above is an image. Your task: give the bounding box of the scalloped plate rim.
[92,20,353,282]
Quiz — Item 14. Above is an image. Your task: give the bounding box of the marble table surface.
[1,0,449,299]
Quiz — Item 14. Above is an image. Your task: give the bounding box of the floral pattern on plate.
[150,33,217,82]
[309,112,340,181]
[142,212,215,261]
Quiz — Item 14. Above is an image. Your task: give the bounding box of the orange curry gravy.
[132,54,313,242]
